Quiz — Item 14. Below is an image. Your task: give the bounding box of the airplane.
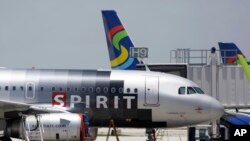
[0,69,223,141]
[218,42,250,82]
[0,11,224,141]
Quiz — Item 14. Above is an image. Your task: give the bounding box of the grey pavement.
[11,128,188,141]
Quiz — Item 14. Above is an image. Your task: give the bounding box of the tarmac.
[11,128,188,141]
[97,128,187,141]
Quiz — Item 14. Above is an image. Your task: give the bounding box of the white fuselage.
[0,69,224,127]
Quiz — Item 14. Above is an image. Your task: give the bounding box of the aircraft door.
[145,76,159,106]
[25,82,35,99]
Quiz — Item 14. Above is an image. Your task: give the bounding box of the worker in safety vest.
[83,112,90,137]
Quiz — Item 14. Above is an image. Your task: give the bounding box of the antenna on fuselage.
[130,47,150,71]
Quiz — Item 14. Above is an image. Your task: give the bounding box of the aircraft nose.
[196,95,224,123]
[209,98,224,120]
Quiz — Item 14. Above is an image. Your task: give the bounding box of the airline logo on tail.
[102,10,140,70]
[218,42,250,82]
[218,42,247,65]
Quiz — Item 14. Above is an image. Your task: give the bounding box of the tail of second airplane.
[218,42,250,82]
[102,10,140,70]
[218,42,249,65]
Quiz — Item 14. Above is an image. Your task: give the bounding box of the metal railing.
[170,49,239,65]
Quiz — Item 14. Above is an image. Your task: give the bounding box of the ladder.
[106,119,119,141]
[22,115,44,141]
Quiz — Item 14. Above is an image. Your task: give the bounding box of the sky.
[0,0,250,69]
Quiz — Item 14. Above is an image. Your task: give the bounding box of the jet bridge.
[171,48,250,109]
[137,48,250,109]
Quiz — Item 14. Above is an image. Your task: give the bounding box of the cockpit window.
[187,87,196,94]
[178,87,186,95]
[179,86,204,95]
[193,87,205,94]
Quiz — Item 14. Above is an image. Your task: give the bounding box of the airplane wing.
[0,100,30,113]
[0,100,68,119]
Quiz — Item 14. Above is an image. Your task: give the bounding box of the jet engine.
[5,113,97,141]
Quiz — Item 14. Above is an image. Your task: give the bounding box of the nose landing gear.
[146,128,156,141]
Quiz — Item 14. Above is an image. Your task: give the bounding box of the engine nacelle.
[6,113,97,141]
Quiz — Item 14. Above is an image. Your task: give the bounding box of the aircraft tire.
[0,136,12,141]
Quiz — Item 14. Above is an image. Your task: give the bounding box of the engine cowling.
[6,113,97,141]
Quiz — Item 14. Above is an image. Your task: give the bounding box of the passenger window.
[118,87,123,94]
[67,88,70,92]
[75,88,78,92]
[127,88,130,93]
[134,88,138,93]
[40,87,44,91]
[103,87,108,94]
[81,87,86,92]
[178,87,185,95]
[52,87,55,91]
[96,87,101,93]
[187,87,196,94]
[89,87,93,93]
[111,87,116,93]
[20,86,24,91]
[13,86,16,91]
[5,86,8,91]
[59,88,63,91]
[29,86,32,91]
[194,87,205,94]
